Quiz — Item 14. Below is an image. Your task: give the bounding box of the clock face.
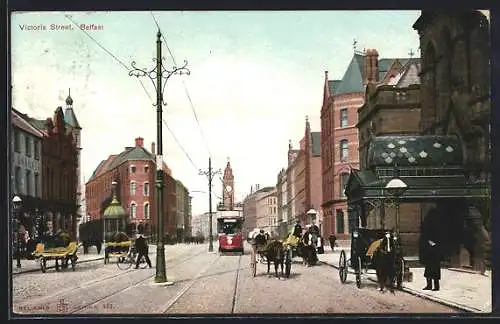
[225,185,232,192]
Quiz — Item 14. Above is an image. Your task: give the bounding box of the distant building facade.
[86,137,181,238]
[256,187,278,235]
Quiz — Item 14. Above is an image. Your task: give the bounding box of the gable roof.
[311,132,321,156]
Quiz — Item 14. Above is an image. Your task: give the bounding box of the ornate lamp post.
[384,168,408,234]
[12,195,23,268]
[199,158,222,253]
[129,31,189,284]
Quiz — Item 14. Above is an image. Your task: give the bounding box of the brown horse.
[264,240,285,279]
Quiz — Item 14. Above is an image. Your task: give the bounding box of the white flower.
[419,150,428,158]
[399,147,407,153]
[408,156,416,163]
[389,152,396,158]
[381,152,388,158]
[408,137,417,141]
[445,146,454,152]
[433,142,442,148]
[398,140,407,145]
[387,143,395,149]
[385,157,393,164]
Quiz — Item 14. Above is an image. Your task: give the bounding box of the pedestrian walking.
[134,233,152,269]
[419,209,442,291]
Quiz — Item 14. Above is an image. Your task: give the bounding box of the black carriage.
[338,228,404,289]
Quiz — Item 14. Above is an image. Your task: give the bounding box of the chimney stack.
[151,142,156,155]
[135,137,144,147]
[364,49,379,84]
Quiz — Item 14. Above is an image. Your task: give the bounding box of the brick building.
[256,187,278,234]
[86,137,179,238]
[221,159,235,211]
[321,51,413,239]
[413,10,491,270]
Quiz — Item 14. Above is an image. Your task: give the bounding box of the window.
[15,166,21,193]
[25,137,31,157]
[130,181,136,195]
[340,172,349,197]
[34,140,40,160]
[340,139,349,161]
[130,165,136,173]
[130,203,137,218]
[336,209,345,234]
[144,166,149,173]
[340,108,348,128]
[144,203,150,219]
[25,170,31,196]
[34,173,39,197]
[143,182,149,196]
[14,130,21,153]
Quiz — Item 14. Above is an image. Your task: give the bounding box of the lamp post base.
[155,245,167,283]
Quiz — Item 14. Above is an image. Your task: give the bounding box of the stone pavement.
[318,248,492,313]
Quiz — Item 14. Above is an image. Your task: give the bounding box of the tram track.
[230,254,242,314]
[66,249,211,314]
[14,247,209,314]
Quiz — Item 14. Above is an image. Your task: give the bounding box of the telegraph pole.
[199,157,221,252]
[129,31,190,283]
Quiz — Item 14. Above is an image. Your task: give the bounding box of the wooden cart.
[32,242,80,273]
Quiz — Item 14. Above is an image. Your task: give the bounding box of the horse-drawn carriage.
[32,232,80,273]
[249,233,293,279]
[338,228,404,291]
[104,232,133,266]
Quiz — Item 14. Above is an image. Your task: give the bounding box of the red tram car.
[217,214,244,254]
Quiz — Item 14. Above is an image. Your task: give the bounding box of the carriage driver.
[292,220,302,238]
[309,221,320,236]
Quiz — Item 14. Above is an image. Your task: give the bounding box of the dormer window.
[130,165,136,173]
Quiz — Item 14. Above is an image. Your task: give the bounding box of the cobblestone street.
[13,243,458,315]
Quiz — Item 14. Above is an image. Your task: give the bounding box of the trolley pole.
[129,30,190,283]
[199,157,221,252]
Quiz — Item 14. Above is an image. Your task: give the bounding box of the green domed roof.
[103,197,126,219]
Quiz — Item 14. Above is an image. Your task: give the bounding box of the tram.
[217,213,244,254]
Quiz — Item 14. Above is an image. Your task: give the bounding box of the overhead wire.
[64,13,199,172]
[150,11,212,158]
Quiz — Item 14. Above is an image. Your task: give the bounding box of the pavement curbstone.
[319,259,475,313]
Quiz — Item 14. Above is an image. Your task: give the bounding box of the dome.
[65,95,73,106]
[103,197,126,219]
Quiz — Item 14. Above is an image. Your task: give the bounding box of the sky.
[11,10,421,216]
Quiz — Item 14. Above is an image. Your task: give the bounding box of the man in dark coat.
[135,233,152,269]
[292,220,302,238]
[419,209,442,291]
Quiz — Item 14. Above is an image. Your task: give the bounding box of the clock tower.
[222,157,234,210]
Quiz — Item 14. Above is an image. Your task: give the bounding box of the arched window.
[340,139,349,161]
[130,181,136,195]
[130,202,137,218]
[144,203,150,219]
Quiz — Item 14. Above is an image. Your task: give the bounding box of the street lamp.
[12,195,23,268]
[129,31,189,284]
[384,168,408,234]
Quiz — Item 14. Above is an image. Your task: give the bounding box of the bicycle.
[116,246,148,270]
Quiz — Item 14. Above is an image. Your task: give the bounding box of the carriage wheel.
[338,250,347,283]
[71,256,77,271]
[285,248,292,278]
[397,258,404,290]
[355,256,362,288]
[40,258,47,273]
[117,255,133,270]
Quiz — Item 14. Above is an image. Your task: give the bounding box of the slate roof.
[367,135,463,168]
[11,109,44,138]
[311,132,321,156]
[328,80,342,95]
[64,107,81,129]
[334,53,365,95]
